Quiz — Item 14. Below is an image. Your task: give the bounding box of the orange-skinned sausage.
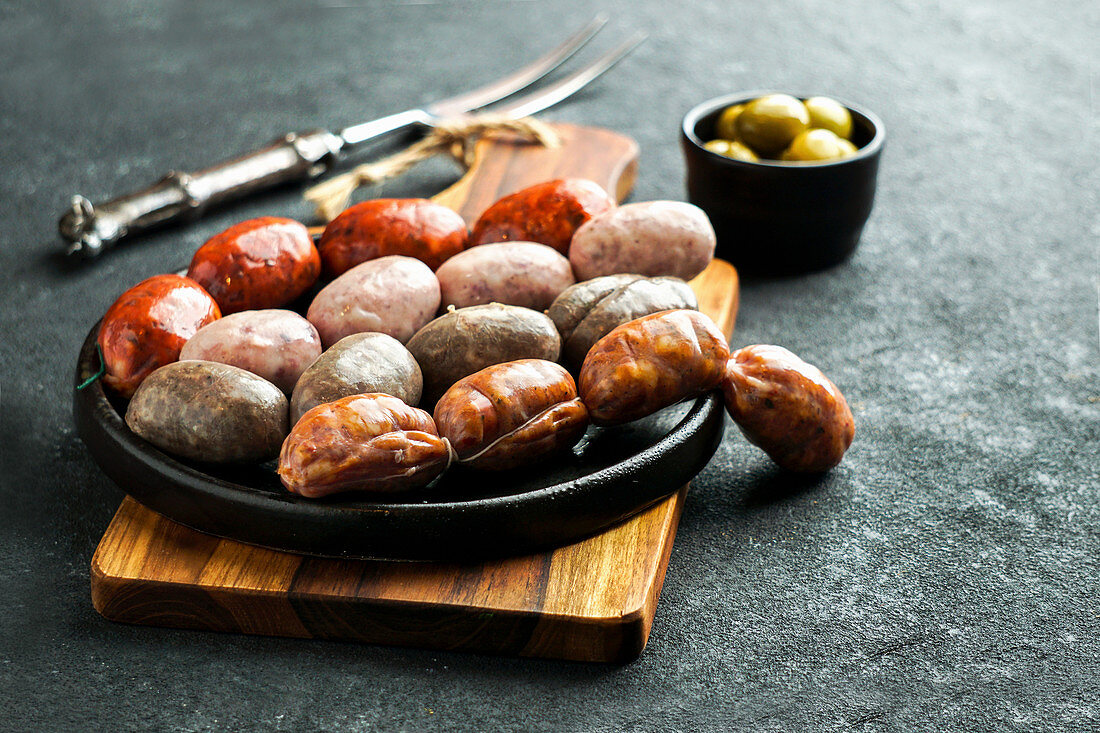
[469,179,615,254]
[578,309,730,425]
[97,273,221,397]
[722,345,854,472]
[434,360,588,470]
[317,198,468,275]
[187,216,320,314]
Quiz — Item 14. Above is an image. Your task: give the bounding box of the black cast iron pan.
[73,323,725,562]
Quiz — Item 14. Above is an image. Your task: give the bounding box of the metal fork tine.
[426,14,608,119]
[483,32,648,121]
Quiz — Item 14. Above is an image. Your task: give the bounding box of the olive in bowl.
[682,91,885,275]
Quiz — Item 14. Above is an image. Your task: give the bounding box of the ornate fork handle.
[59,129,345,258]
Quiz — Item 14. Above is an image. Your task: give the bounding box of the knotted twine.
[304,115,560,223]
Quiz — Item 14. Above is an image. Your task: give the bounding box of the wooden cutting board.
[90,123,740,663]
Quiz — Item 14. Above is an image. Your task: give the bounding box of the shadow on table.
[736,466,829,509]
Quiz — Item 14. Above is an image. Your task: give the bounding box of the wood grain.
[90,124,739,663]
[431,122,639,220]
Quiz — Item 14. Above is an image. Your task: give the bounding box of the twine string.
[304,114,560,222]
[77,343,106,390]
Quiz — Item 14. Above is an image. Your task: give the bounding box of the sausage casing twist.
[434,359,588,470]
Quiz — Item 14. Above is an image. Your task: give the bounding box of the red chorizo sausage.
[578,309,730,425]
[187,216,320,314]
[722,345,854,472]
[97,274,221,397]
[317,198,468,275]
[434,359,588,470]
[278,393,453,498]
[469,178,615,254]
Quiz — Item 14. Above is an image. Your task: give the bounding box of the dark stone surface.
[1,0,1097,730]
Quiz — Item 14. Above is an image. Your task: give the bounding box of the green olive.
[736,94,810,155]
[780,129,858,162]
[703,138,759,162]
[723,140,759,162]
[714,104,745,141]
[804,96,853,139]
[704,139,732,155]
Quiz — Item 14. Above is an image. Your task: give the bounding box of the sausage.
[179,309,321,394]
[545,274,641,342]
[722,344,854,472]
[569,201,716,281]
[278,393,452,498]
[548,275,699,370]
[435,241,575,311]
[434,359,588,470]
[306,255,440,347]
[578,309,729,425]
[187,217,320,314]
[125,360,287,463]
[317,198,468,276]
[97,274,221,397]
[405,303,561,406]
[290,332,423,425]
[469,178,615,254]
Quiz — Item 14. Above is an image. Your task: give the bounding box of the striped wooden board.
[90,124,740,662]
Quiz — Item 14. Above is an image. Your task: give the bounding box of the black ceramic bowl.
[682,92,885,275]
[73,323,726,562]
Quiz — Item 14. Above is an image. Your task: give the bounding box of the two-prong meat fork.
[59,15,645,258]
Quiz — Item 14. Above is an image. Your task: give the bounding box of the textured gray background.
[1,0,1098,731]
